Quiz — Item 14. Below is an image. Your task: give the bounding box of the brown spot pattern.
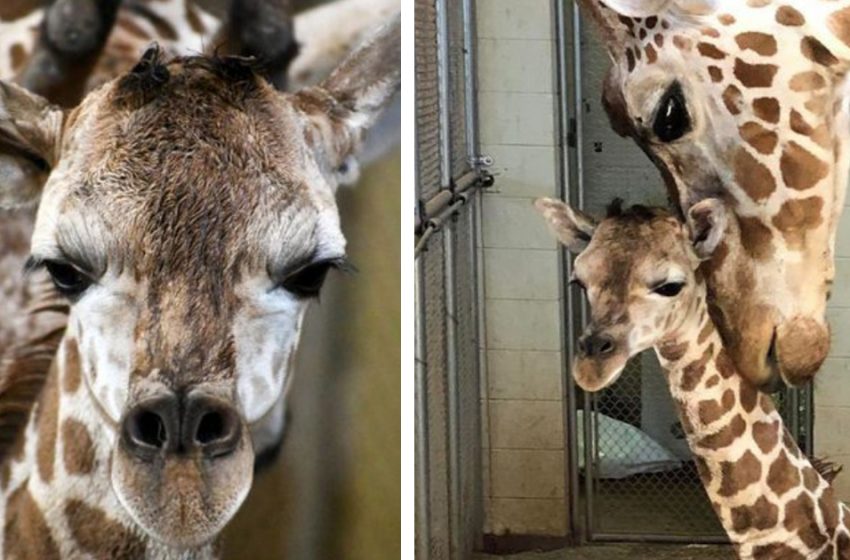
[789,71,827,92]
[659,341,689,362]
[776,6,805,26]
[65,500,146,558]
[751,419,779,454]
[785,493,828,549]
[707,66,723,83]
[698,413,746,450]
[734,58,778,88]
[735,147,777,201]
[4,486,60,560]
[718,14,736,26]
[730,496,779,533]
[64,339,82,394]
[829,7,850,48]
[723,84,744,115]
[697,42,726,60]
[681,346,712,391]
[36,374,59,484]
[718,450,762,497]
[739,122,778,155]
[735,32,778,56]
[752,97,780,124]
[751,543,806,560]
[738,217,774,260]
[766,450,800,496]
[697,389,735,426]
[62,418,96,475]
[801,36,839,67]
[790,110,831,148]
[780,142,829,190]
[0,0,35,21]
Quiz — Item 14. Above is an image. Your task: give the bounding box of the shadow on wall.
[221,153,401,559]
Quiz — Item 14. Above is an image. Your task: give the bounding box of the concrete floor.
[474,543,736,560]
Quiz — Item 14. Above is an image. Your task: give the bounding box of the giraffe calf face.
[0,15,399,548]
[536,197,726,392]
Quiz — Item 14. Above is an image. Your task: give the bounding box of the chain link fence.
[415,0,485,558]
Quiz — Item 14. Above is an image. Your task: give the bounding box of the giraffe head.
[535,196,726,391]
[0,16,399,548]
[577,0,850,386]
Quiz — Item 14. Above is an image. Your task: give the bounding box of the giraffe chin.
[774,317,831,387]
[573,354,628,393]
[110,432,255,549]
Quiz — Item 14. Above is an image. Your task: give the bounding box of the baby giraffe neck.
[0,337,218,559]
[654,292,850,559]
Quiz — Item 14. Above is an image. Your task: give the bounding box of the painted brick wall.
[475,0,569,537]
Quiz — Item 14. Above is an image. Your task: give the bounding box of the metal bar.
[436,0,453,190]
[569,2,596,543]
[462,0,480,167]
[473,188,489,550]
[415,255,432,560]
[443,218,462,560]
[591,534,731,545]
[416,195,472,257]
[803,384,814,456]
[553,0,581,542]
[416,171,484,231]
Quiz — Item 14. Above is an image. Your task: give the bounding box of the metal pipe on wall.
[436,0,453,190]
[415,256,432,560]
[443,220,463,560]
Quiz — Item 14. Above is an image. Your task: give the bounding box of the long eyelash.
[23,257,46,276]
[331,257,358,275]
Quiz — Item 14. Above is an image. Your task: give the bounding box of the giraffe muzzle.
[121,392,243,462]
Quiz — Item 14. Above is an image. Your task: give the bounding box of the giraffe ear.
[294,13,399,187]
[687,199,727,260]
[0,81,63,209]
[534,198,598,254]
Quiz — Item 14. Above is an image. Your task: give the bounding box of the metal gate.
[415,0,490,559]
[554,1,814,544]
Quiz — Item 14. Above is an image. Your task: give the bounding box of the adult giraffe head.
[0,14,399,548]
[578,0,850,386]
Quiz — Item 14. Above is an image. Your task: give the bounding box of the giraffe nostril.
[136,411,167,448]
[599,339,615,355]
[196,412,226,445]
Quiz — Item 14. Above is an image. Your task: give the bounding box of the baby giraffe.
[536,197,850,559]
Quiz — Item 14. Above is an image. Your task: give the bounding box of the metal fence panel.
[452,201,482,555]
[416,0,442,199]
[447,0,469,178]
[421,231,451,559]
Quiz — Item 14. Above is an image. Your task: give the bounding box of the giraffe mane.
[0,291,67,464]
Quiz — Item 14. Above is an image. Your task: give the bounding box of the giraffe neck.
[654,286,850,559]
[0,337,219,559]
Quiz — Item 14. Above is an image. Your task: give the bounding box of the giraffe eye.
[44,260,93,298]
[653,281,685,297]
[279,257,351,299]
[653,82,691,143]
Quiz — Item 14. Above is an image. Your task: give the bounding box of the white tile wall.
[476,0,568,537]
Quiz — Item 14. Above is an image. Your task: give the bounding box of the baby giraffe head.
[535,197,727,392]
[0,16,399,549]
